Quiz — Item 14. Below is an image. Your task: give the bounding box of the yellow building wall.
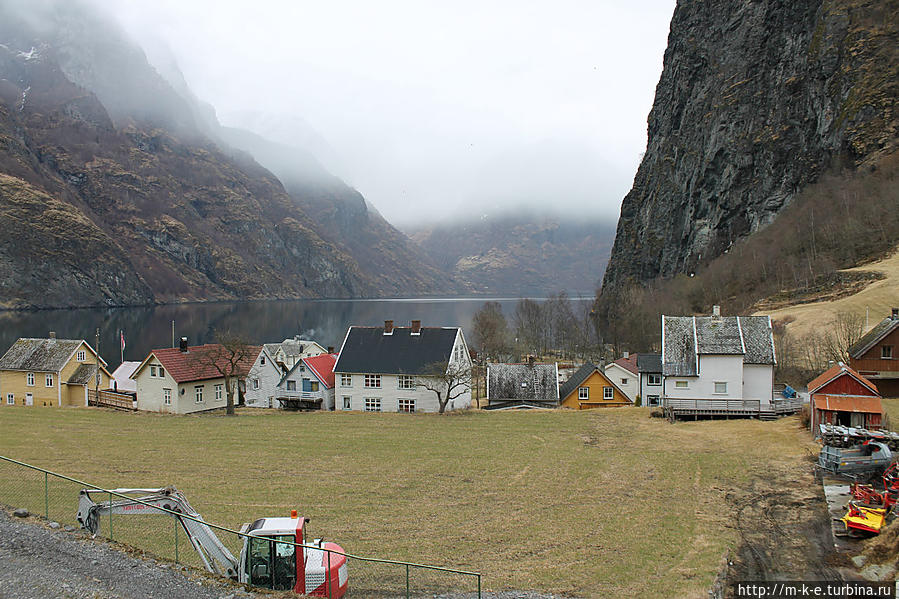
[561,370,631,410]
[0,341,110,408]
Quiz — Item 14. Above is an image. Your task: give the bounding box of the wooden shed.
[808,363,883,431]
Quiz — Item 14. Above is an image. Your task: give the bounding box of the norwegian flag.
[120,330,126,352]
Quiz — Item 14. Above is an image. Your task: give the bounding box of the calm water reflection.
[0,297,592,367]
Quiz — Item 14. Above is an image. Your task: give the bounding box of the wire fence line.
[0,455,481,598]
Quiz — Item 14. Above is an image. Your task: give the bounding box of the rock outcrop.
[601,0,898,296]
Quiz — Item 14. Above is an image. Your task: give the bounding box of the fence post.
[44,472,48,519]
[406,563,410,599]
[174,519,179,563]
[478,573,481,599]
[327,549,332,599]
[108,491,113,541]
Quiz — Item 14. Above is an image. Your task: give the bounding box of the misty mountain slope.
[600,0,898,300]
[0,0,455,308]
[408,216,616,295]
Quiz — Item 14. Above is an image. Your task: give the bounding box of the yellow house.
[0,334,111,408]
[559,363,632,409]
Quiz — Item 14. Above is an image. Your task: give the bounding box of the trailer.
[817,441,893,475]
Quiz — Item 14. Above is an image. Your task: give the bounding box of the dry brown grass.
[0,407,816,598]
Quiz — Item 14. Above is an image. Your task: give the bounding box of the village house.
[333,320,471,413]
[243,346,282,408]
[275,353,337,410]
[0,334,111,407]
[637,353,663,407]
[661,307,777,418]
[485,360,559,410]
[604,353,639,403]
[110,361,141,395]
[808,362,883,432]
[849,308,899,398]
[560,362,631,409]
[263,337,328,373]
[131,339,259,414]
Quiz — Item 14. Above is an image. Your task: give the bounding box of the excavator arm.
[76,487,239,578]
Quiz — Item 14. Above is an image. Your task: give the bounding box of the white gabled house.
[243,346,283,408]
[637,353,663,407]
[604,354,639,404]
[332,320,472,413]
[262,337,328,373]
[275,353,337,410]
[661,306,776,418]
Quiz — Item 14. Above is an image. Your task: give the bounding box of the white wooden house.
[275,353,337,410]
[637,353,663,407]
[604,354,639,403]
[244,347,283,408]
[263,337,328,372]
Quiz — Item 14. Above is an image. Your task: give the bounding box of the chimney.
[892,308,898,320]
[48,331,56,343]
[527,355,536,367]
[179,337,189,352]
[384,320,394,335]
[712,305,721,317]
[327,346,334,354]
[411,320,421,335]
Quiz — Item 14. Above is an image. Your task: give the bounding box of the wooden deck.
[665,397,804,420]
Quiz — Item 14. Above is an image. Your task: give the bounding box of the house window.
[340,374,352,387]
[6,394,13,405]
[195,386,204,403]
[364,398,381,412]
[150,365,157,377]
[252,378,259,390]
[578,387,589,400]
[286,380,296,391]
[647,395,660,406]
[883,346,894,359]
[648,374,661,386]
[603,386,613,400]
[158,367,165,378]
[714,382,728,394]
[398,375,414,390]
[621,378,628,385]
[163,388,172,405]
[342,396,351,410]
[675,381,688,389]
[261,356,265,365]
[45,374,54,387]
[26,372,34,386]
[398,398,415,413]
[77,350,86,362]
[309,381,319,392]
[215,384,223,401]
[364,374,381,388]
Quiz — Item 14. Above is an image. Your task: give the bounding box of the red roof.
[302,353,337,389]
[611,354,639,375]
[142,344,261,384]
[813,394,883,414]
[807,363,879,396]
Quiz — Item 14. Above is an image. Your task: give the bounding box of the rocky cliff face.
[601,0,898,296]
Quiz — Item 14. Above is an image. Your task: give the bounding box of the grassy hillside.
[0,407,816,598]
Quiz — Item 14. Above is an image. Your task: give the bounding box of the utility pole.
[172,320,175,349]
[94,327,101,405]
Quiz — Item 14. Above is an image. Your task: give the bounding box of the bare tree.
[415,360,472,414]
[472,301,509,359]
[187,331,257,416]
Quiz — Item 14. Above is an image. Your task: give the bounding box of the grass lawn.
[0,407,815,598]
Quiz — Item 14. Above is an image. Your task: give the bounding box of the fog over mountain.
[86,0,675,226]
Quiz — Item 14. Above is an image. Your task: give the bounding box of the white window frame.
[621,378,628,385]
[648,374,662,386]
[158,366,165,378]
[252,378,259,390]
[883,345,893,359]
[398,398,415,413]
[286,380,296,391]
[342,396,351,410]
[364,397,381,412]
[675,380,688,389]
[714,381,728,394]
[603,386,614,400]
[150,365,157,377]
[398,375,414,390]
[364,374,381,388]
[195,385,204,403]
[6,393,13,405]
[215,384,223,401]
[77,350,86,362]
[340,374,352,387]
[647,394,660,406]
[45,374,54,387]
[578,387,589,400]
[26,372,34,386]
[163,388,172,405]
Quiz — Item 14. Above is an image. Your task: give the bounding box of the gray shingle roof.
[637,353,661,374]
[739,316,776,365]
[558,363,598,401]
[662,315,776,376]
[0,338,83,372]
[67,363,98,384]
[662,317,697,376]
[334,326,460,375]
[849,317,899,359]
[696,317,743,355]
[487,363,558,402]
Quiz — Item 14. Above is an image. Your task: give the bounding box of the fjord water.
[0,297,591,367]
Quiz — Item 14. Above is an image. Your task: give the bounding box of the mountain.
[408,215,616,296]
[600,0,898,299]
[0,0,455,309]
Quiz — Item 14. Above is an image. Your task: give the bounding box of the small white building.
[243,347,282,408]
[275,353,337,410]
[637,353,663,407]
[604,354,639,403]
[110,361,141,394]
[661,308,776,417]
[333,320,471,413]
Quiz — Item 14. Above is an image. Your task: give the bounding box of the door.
[25,393,33,406]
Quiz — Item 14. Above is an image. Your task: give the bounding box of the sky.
[95,1,676,226]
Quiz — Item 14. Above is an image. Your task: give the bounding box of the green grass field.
[0,407,814,598]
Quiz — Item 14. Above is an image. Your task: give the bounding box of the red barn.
[849,308,899,398]
[809,362,883,432]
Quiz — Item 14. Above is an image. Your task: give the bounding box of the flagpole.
[120,329,124,364]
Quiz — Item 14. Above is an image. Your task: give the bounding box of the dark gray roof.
[739,316,776,365]
[0,338,84,372]
[558,363,597,401]
[696,317,743,355]
[67,363,98,385]
[334,326,460,375]
[662,317,697,376]
[637,353,661,374]
[487,363,558,402]
[849,317,899,359]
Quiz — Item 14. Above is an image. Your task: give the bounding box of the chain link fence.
[0,455,481,598]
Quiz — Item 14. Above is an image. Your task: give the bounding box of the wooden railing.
[772,398,804,414]
[87,389,135,411]
[665,398,761,413]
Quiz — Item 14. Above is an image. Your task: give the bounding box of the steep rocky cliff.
[601,0,898,297]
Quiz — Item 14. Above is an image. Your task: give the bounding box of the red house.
[849,308,899,398]
[808,362,883,432]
